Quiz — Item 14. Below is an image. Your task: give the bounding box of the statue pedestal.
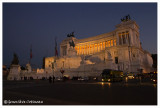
[7,65,21,80]
[68,47,77,57]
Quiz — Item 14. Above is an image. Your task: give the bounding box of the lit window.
[77,49,79,55]
[103,42,105,50]
[95,44,97,52]
[82,46,84,54]
[85,45,87,49]
[87,45,90,54]
[80,46,82,55]
[84,45,87,54]
[77,46,79,55]
[90,45,92,54]
[108,41,110,47]
[98,44,100,52]
[92,44,94,53]
[106,41,108,47]
[111,40,113,46]
[75,46,77,50]
[100,42,102,50]
[114,40,116,46]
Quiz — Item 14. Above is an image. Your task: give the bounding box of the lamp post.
[46,71,48,80]
[84,56,85,78]
[51,59,56,83]
[52,62,54,76]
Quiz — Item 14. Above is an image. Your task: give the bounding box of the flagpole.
[30,44,32,65]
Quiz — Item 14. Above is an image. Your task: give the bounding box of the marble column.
[125,32,128,44]
[93,43,95,54]
[97,43,99,52]
[119,33,122,45]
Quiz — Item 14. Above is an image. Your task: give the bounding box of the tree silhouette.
[42,57,45,69]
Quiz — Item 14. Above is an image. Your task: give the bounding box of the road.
[3,79,157,105]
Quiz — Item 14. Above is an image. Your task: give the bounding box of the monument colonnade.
[75,31,130,55]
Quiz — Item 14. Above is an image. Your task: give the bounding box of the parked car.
[151,78,157,84]
[101,69,123,82]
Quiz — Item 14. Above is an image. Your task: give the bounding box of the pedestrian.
[49,76,52,84]
[53,75,55,83]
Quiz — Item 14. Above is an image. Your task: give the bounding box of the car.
[56,77,63,81]
[78,77,84,81]
[77,77,89,81]
[151,78,157,84]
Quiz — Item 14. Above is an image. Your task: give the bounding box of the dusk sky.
[3,3,157,68]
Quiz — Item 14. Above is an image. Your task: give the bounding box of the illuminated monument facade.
[45,17,153,78]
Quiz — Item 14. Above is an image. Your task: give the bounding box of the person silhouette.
[53,75,55,83]
[49,76,52,84]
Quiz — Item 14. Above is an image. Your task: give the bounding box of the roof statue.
[67,34,70,37]
[67,32,75,37]
[121,14,131,22]
[11,53,19,65]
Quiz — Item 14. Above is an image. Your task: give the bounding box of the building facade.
[45,19,153,78]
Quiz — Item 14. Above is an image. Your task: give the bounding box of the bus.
[101,69,123,82]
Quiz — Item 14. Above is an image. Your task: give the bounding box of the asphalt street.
[3,80,157,105]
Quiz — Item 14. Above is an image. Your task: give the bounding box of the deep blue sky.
[3,3,157,68]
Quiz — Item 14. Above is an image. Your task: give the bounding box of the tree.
[42,57,45,69]
[21,66,26,70]
[151,54,157,69]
